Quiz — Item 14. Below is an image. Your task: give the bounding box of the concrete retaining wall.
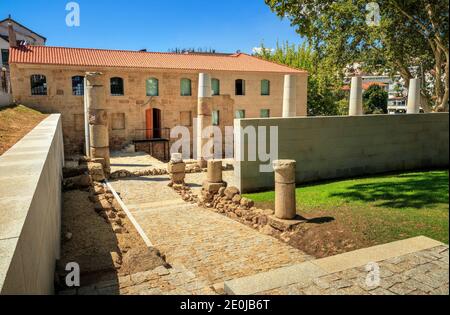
[0,114,64,295]
[235,113,449,193]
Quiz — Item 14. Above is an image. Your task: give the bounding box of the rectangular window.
[261,80,270,96]
[146,78,159,96]
[72,76,84,96]
[235,110,246,119]
[181,79,192,96]
[110,77,124,96]
[1,49,9,65]
[260,109,270,118]
[212,110,220,126]
[180,111,192,127]
[235,79,245,96]
[30,74,47,96]
[212,79,220,96]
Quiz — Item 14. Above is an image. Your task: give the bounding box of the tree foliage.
[255,41,344,116]
[363,85,388,114]
[264,0,449,112]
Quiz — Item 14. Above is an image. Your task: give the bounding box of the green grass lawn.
[245,170,449,245]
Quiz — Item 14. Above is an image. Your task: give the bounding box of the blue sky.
[0,0,304,54]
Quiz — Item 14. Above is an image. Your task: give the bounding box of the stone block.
[202,181,227,194]
[224,187,240,200]
[170,172,185,183]
[268,215,305,232]
[168,162,186,174]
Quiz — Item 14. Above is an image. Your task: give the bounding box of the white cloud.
[252,47,274,55]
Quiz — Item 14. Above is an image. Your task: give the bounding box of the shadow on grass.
[305,216,335,224]
[329,172,449,209]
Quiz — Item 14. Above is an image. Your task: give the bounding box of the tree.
[363,85,388,114]
[264,0,449,112]
[255,41,344,116]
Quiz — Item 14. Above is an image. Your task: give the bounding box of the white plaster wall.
[0,115,64,295]
[0,20,45,46]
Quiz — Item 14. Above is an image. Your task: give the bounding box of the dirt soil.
[0,105,47,155]
[59,189,166,289]
[255,201,372,259]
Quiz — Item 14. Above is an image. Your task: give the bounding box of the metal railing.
[134,128,171,142]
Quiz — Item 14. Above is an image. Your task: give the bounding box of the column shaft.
[407,78,421,114]
[349,76,363,116]
[197,73,213,167]
[273,160,297,220]
[86,73,110,173]
[282,74,297,118]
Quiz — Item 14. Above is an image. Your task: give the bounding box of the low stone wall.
[235,113,449,193]
[0,115,64,295]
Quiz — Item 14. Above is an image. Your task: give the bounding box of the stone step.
[224,236,445,295]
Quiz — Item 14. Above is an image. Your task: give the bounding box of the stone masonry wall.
[10,64,308,155]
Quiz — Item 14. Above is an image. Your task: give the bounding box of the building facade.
[0,16,46,105]
[9,46,308,156]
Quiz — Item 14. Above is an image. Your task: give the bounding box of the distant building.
[343,74,412,114]
[0,16,46,105]
[9,46,308,156]
[388,97,407,114]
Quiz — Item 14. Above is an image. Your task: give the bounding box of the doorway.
[145,108,162,139]
[152,108,162,139]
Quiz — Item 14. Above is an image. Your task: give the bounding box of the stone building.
[9,45,308,157]
[1,16,46,105]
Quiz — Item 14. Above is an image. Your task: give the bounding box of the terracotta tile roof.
[9,45,307,74]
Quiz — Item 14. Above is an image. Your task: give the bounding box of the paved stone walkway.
[110,174,312,295]
[110,152,166,173]
[260,245,449,295]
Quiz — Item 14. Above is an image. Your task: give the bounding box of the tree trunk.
[439,50,450,111]
[434,49,443,107]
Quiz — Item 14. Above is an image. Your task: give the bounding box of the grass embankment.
[246,171,449,246]
[0,104,47,155]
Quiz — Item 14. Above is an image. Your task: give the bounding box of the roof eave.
[0,18,47,41]
[10,61,307,74]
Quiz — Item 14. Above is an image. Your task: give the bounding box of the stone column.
[282,74,297,118]
[349,76,363,116]
[202,160,227,196]
[407,78,421,114]
[207,160,223,183]
[197,73,213,168]
[273,160,297,220]
[86,72,110,175]
[168,153,186,187]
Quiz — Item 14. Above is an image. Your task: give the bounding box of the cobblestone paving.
[261,245,449,295]
[110,175,312,295]
[110,152,166,173]
[62,265,216,295]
